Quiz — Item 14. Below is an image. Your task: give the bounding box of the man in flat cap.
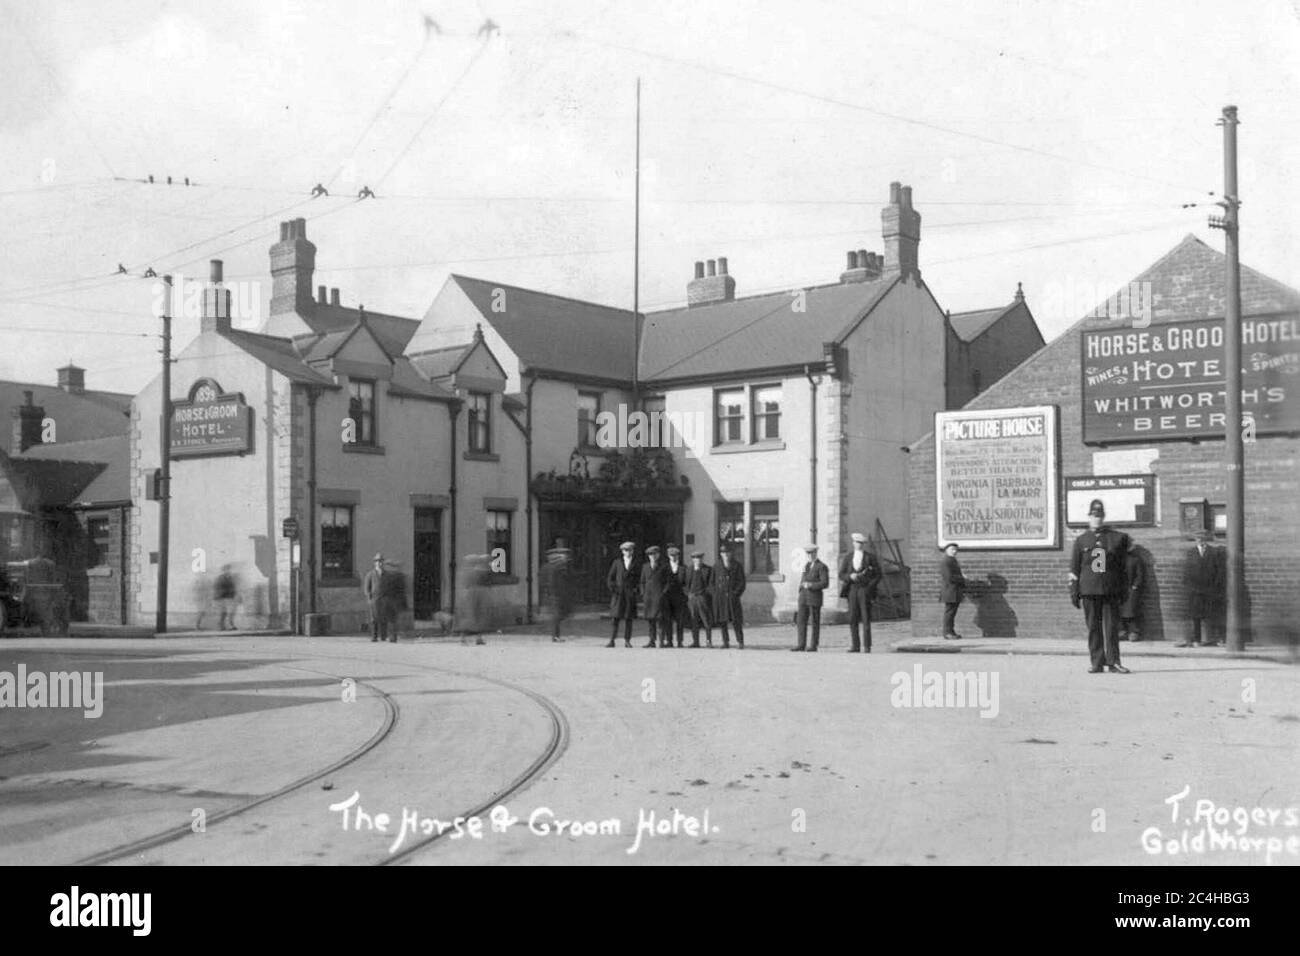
[605,541,639,648]
[712,545,746,649]
[684,550,715,647]
[1178,530,1224,647]
[362,552,400,643]
[1069,499,1132,673]
[938,543,966,640]
[640,545,671,648]
[664,545,688,648]
[839,532,883,652]
[793,544,830,652]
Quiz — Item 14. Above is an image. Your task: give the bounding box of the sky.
[1,0,1298,394]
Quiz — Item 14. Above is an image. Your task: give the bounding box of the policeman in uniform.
[793,544,830,652]
[838,532,883,653]
[1069,499,1132,673]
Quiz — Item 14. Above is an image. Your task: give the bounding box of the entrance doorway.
[412,508,442,618]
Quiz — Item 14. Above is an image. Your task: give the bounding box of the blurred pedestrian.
[215,564,239,631]
[685,550,715,647]
[458,554,490,644]
[639,545,670,648]
[605,541,638,648]
[840,532,883,652]
[793,544,829,652]
[1069,500,1131,673]
[938,543,966,640]
[711,546,746,649]
[1178,531,1223,647]
[540,547,574,642]
[1119,545,1146,642]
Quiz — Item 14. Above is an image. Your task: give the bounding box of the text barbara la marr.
[329,790,716,855]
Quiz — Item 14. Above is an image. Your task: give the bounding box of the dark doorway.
[539,506,682,605]
[413,508,442,618]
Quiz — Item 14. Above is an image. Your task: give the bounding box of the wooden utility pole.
[631,77,641,403]
[156,274,173,634]
[1211,105,1246,653]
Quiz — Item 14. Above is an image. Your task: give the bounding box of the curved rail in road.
[75,655,570,867]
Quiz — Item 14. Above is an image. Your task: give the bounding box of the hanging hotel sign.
[1081,315,1300,444]
[170,378,253,458]
[935,405,1059,549]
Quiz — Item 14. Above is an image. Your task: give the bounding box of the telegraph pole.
[631,76,641,403]
[1210,106,1246,653]
[156,274,173,634]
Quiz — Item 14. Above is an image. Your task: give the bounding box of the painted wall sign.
[1081,314,1300,444]
[935,405,1059,549]
[170,378,253,458]
[1064,474,1157,527]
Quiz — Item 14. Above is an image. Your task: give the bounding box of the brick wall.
[909,236,1300,644]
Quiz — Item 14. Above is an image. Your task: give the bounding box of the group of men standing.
[791,532,884,652]
[605,542,747,648]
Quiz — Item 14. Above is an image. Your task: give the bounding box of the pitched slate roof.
[20,435,130,505]
[221,330,336,387]
[638,277,900,383]
[445,275,638,381]
[302,303,420,357]
[949,303,1014,343]
[0,450,106,512]
[408,344,469,381]
[0,381,131,441]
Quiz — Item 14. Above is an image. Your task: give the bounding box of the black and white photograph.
[1,0,1297,902]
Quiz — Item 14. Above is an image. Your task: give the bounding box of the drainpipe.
[306,386,319,619]
[524,372,536,624]
[447,398,462,615]
[119,504,128,624]
[804,365,819,545]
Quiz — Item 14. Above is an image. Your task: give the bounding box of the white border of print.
[934,404,1059,550]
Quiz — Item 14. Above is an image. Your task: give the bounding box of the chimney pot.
[707,259,717,277]
[889,181,902,203]
[330,288,340,306]
[901,186,913,208]
[318,285,327,304]
[718,256,728,275]
[24,390,33,406]
[279,222,289,241]
[847,251,858,269]
[694,261,705,279]
[209,259,223,283]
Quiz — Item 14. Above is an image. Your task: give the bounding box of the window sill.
[748,573,785,583]
[320,576,361,589]
[710,440,786,455]
[343,443,385,455]
[464,450,500,462]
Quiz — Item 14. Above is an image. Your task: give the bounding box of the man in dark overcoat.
[1178,531,1224,647]
[711,546,746,649]
[839,531,883,652]
[605,541,639,648]
[639,545,671,648]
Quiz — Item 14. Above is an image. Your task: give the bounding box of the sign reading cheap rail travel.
[170,378,253,458]
[935,405,1059,549]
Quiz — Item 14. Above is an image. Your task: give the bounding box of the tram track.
[72,652,569,866]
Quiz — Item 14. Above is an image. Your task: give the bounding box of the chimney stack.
[201,259,233,334]
[840,247,883,284]
[269,218,317,316]
[57,363,85,394]
[881,181,921,280]
[687,255,736,307]
[11,390,45,453]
